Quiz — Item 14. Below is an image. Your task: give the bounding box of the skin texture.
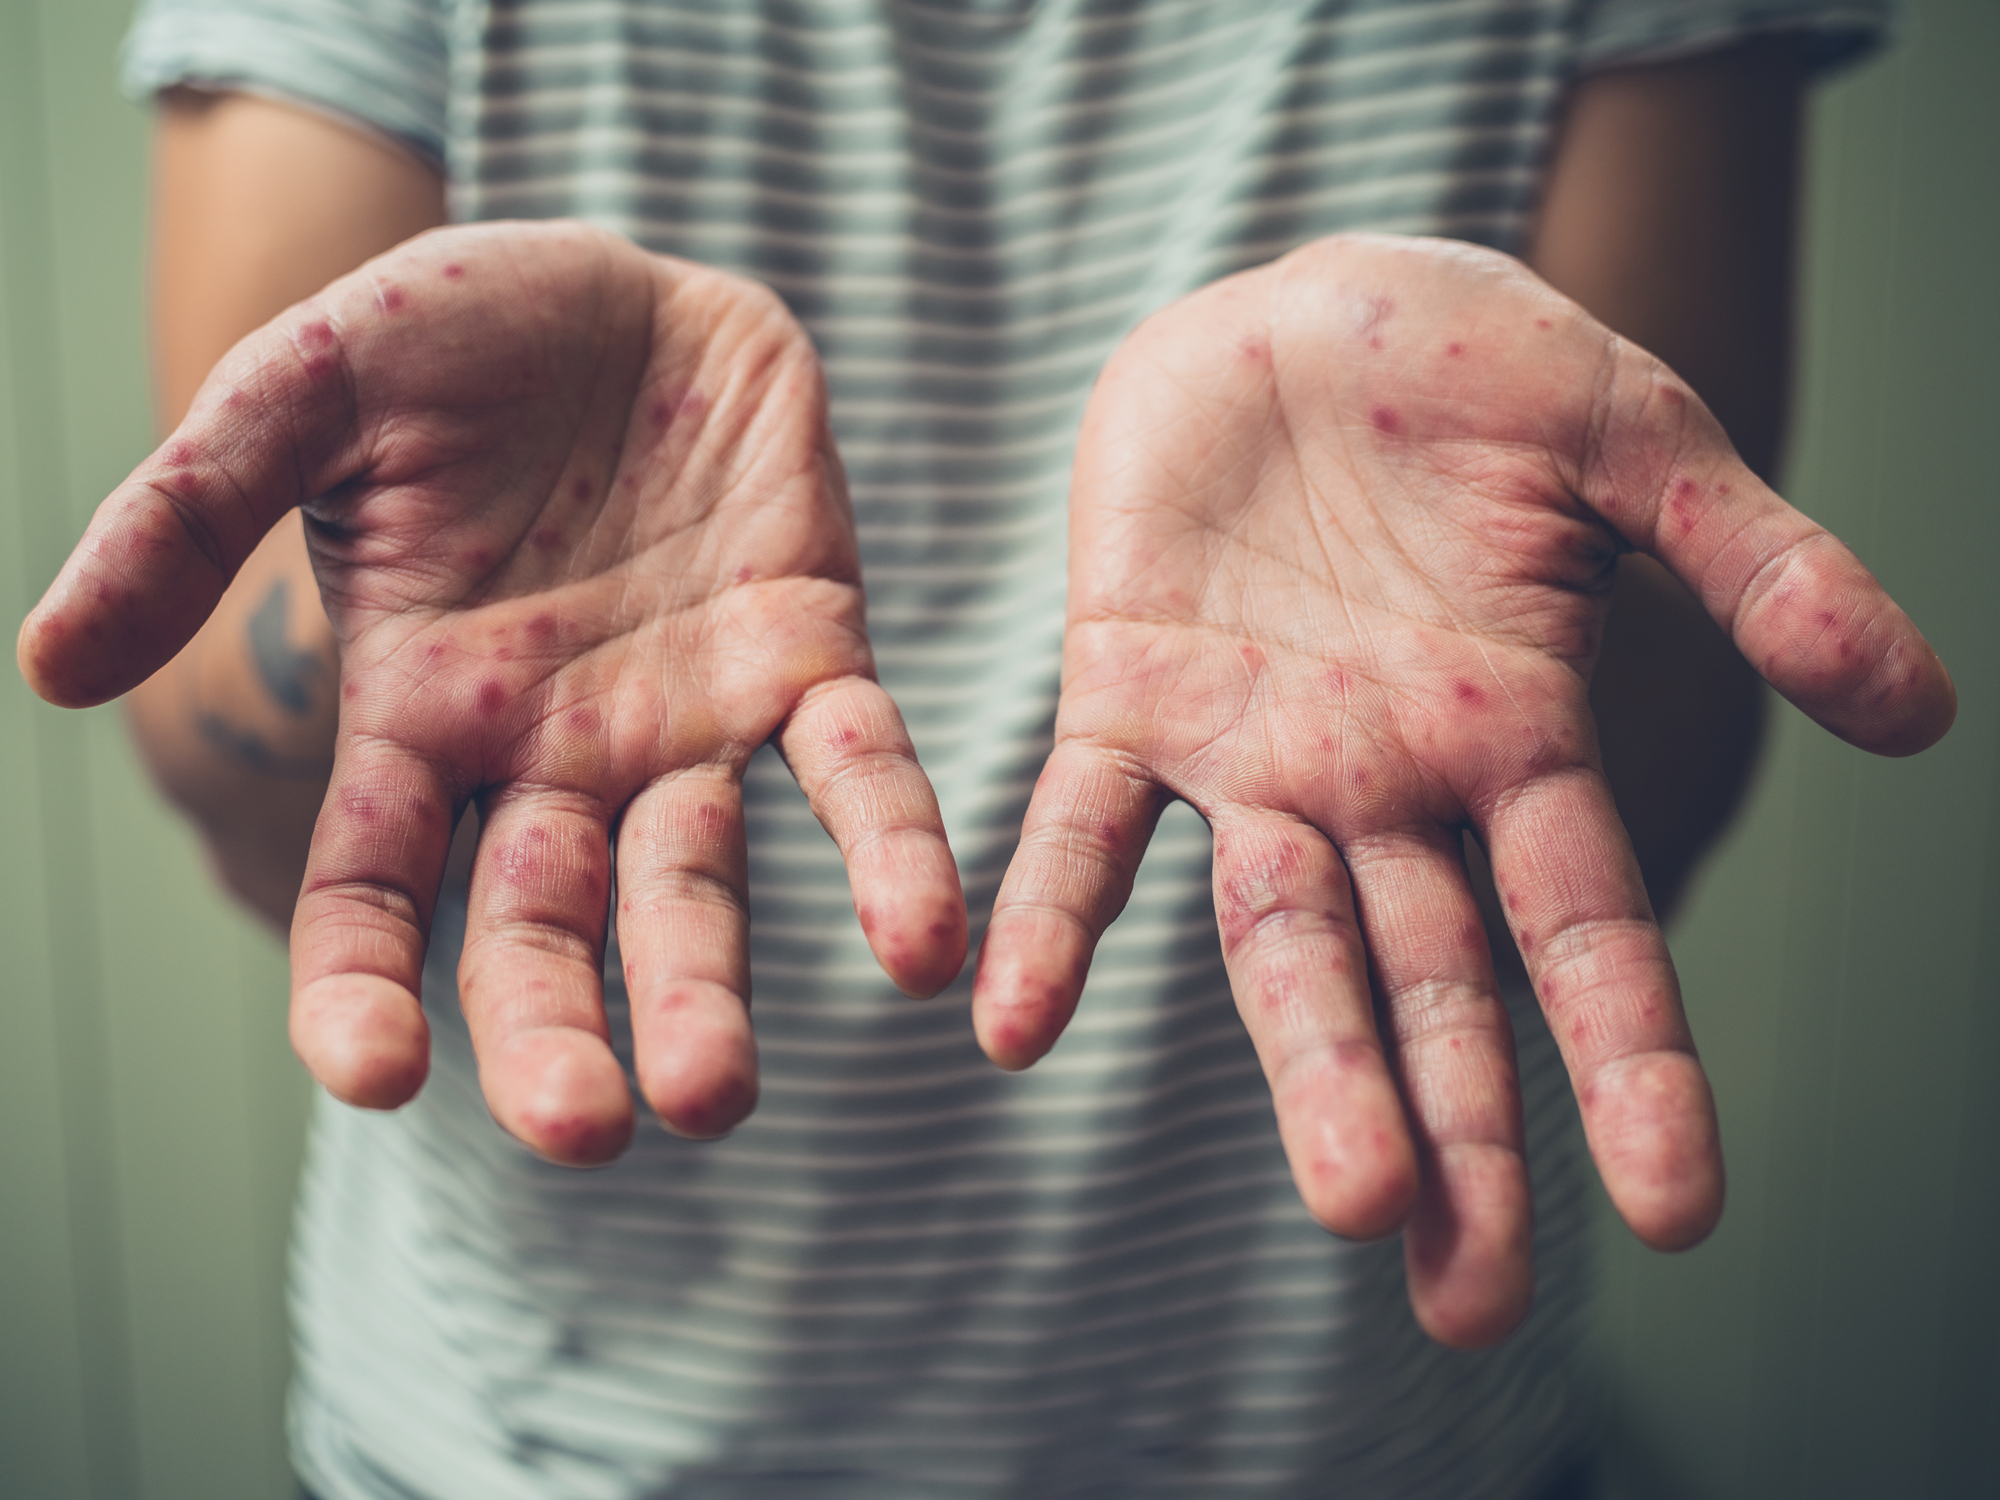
[969,235,1954,1347]
[25,222,967,1162]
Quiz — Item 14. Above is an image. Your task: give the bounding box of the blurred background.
[1,2,1994,1497]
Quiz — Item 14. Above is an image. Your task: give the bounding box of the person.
[17,1,1952,1495]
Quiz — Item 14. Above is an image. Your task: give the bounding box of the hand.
[972,234,1953,1345]
[19,221,966,1162]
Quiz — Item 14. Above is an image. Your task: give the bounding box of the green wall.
[0,3,1993,1497]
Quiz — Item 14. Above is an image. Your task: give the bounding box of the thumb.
[1582,356,1955,758]
[18,307,360,708]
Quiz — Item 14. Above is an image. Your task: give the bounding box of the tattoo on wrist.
[248,579,328,714]
[184,578,337,779]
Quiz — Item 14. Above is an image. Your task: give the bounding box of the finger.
[615,769,758,1139]
[458,784,631,1166]
[972,741,1166,1069]
[289,736,457,1111]
[18,307,360,707]
[1591,370,1954,756]
[1345,829,1531,1348]
[1479,765,1722,1250]
[780,676,967,999]
[1212,813,1418,1242]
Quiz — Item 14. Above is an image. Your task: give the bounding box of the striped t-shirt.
[125,3,1886,1496]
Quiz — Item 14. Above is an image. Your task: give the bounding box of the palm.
[974,235,1954,1345]
[22,222,965,1162]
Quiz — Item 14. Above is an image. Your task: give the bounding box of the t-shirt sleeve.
[120,0,451,164]
[1576,0,1898,76]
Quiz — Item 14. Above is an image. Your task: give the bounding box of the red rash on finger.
[1445,342,1465,358]
[342,681,359,700]
[443,263,464,280]
[1661,387,1687,407]
[1240,643,1265,671]
[461,547,493,570]
[1535,318,1553,330]
[677,391,708,421]
[382,287,406,313]
[1238,336,1272,365]
[531,526,562,551]
[648,399,673,430]
[163,439,198,465]
[734,566,753,584]
[569,476,591,504]
[833,727,859,747]
[476,679,508,716]
[928,921,955,940]
[564,705,599,735]
[493,646,514,661]
[526,612,558,644]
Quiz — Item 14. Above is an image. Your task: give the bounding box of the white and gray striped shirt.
[125,3,1887,1495]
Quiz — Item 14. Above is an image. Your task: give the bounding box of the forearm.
[123,89,444,927]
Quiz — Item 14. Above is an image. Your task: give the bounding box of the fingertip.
[632,983,761,1139]
[483,1027,635,1166]
[291,973,431,1110]
[972,994,1064,1072]
[969,914,1087,1070]
[1850,643,1956,758]
[856,867,969,1000]
[1403,1144,1535,1349]
[1586,1051,1724,1252]
[1296,1142,1420,1244]
[653,1069,759,1140]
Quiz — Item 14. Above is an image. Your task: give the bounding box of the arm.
[123,90,445,929]
[1530,37,1805,920]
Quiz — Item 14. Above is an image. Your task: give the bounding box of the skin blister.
[972,232,1953,1347]
[19,220,968,1165]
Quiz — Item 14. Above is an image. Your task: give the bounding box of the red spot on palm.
[1535,318,1552,330]
[734,566,753,584]
[1445,342,1465,358]
[1452,680,1486,707]
[476,679,508,716]
[462,547,493,571]
[1370,405,1401,435]
[564,705,599,735]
